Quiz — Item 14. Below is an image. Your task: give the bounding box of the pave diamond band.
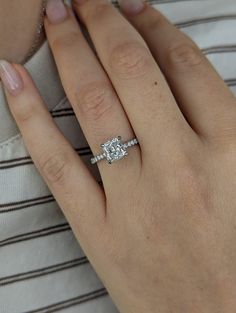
[90,136,139,165]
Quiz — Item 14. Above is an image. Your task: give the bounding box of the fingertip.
[0,61,24,97]
[3,63,44,116]
[44,4,77,35]
[12,64,38,91]
[118,0,147,16]
[46,0,68,24]
[44,0,73,28]
[12,63,28,78]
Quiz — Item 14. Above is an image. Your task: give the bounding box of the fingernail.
[0,61,23,96]
[46,0,68,24]
[118,0,145,15]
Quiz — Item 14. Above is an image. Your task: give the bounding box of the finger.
[0,61,106,244]
[119,2,236,142]
[44,1,141,189]
[72,0,195,159]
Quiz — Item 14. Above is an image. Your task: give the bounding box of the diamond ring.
[90,136,139,165]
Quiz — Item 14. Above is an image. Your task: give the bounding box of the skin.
[2,0,236,312]
[0,0,43,63]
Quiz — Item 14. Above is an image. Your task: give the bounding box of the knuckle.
[39,152,68,184]
[167,43,204,70]
[175,164,209,212]
[109,42,153,79]
[205,116,236,147]
[75,81,113,121]
[51,31,79,51]
[162,150,209,213]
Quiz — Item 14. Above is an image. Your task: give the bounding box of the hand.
[1,0,236,312]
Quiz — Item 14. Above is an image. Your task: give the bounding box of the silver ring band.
[91,136,139,165]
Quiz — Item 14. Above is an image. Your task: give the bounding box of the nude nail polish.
[0,60,23,96]
[46,0,68,24]
[118,0,145,15]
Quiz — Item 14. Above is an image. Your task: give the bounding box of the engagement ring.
[90,136,139,165]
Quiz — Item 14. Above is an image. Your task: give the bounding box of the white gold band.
[91,137,139,165]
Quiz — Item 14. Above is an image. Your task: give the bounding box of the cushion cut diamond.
[101,137,128,164]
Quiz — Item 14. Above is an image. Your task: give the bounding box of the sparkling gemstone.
[101,137,128,164]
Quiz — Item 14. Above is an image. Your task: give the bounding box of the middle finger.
[45,1,141,188]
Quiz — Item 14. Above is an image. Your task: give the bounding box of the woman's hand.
[1,0,236,312]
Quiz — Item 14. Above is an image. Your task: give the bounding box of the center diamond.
[101,136,128,164]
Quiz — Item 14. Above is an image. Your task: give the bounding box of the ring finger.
[45,1,141,189]
[72,0,196,164]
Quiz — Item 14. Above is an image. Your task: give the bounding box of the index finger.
[0,61,106,243]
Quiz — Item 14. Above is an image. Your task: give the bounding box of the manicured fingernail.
[118,0,145,15]
[0,61,23,96]
[46,0,68,24]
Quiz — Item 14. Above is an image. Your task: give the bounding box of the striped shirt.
[0,0,236,312]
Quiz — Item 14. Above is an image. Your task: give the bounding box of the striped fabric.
[0,0,236,312]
